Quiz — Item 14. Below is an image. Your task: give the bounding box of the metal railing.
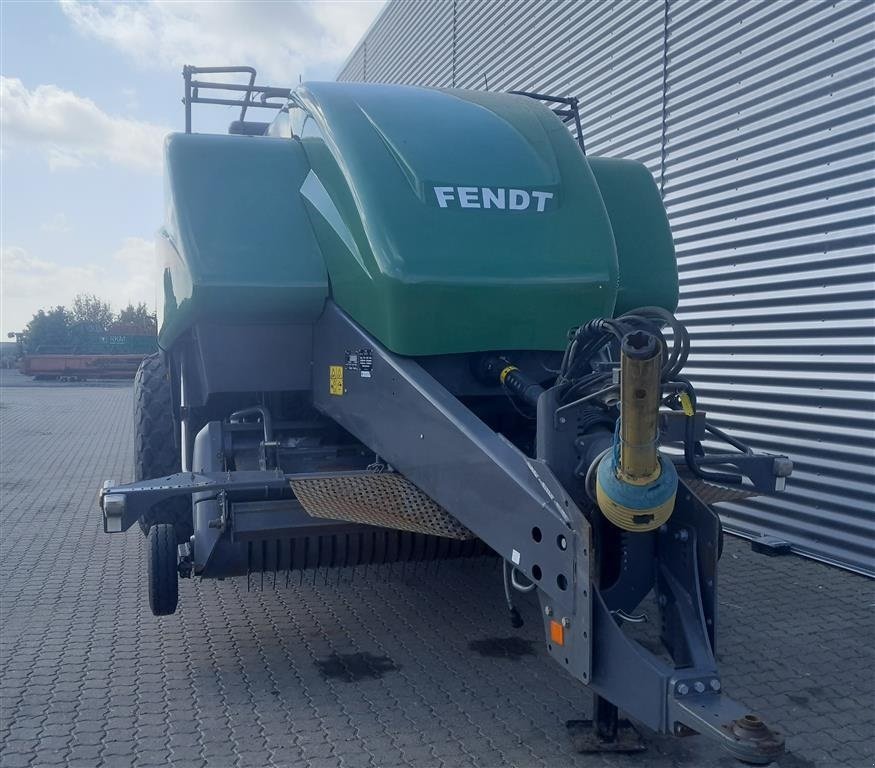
[509,90,586,154]
[182,65,291,134]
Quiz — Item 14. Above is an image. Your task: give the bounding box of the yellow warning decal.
[329,365,344,396]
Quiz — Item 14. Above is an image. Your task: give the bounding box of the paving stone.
[0,753,34,768]
[132,748,172,766]
[0,372,872,768]
[67,744,103,762]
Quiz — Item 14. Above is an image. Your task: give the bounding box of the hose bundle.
[556,306,690,406]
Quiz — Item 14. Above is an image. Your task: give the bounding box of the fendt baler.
[100,66,792,763]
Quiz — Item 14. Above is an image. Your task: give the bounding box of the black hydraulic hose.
[683,411,743,486]
[666,377,743,485]
[620,306,689,379]
[480,356,545,407]
[502,367,544,407]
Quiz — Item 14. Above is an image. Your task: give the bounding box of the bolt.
[544,606,553,617]
[676,529,689,542]
[658,594,667,607]
[710,679,721,692]
[559,417,567,424]
[561,617,571,628]
[694,681,706,694]
[676,683,689,696]
[419,433,424,439]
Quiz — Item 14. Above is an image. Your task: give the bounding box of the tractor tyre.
[134,353,190,542]
[148,524,179,616]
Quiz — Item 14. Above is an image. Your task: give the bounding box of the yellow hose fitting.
[499,365,518,384]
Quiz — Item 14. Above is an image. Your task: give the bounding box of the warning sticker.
[345,348,373,379]
[329,365,344,396]
[357,348,373,378]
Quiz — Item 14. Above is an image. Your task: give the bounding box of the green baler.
[100,67,791,763]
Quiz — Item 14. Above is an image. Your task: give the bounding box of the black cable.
[683,407,742,485]
[556,307,688,406]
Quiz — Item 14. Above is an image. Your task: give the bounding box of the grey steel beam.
[311,301,592,681]
[100,469,373,533]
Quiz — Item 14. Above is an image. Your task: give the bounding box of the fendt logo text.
[433,186,555,212]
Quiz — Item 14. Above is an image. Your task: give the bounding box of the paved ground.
[0,371,873,768]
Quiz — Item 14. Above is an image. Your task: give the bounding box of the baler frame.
[99,66,794,765]
[101,302,787,764]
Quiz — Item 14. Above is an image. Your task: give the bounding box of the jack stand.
[567,695,647,754]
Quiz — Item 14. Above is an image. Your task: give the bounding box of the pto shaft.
[596,330,678,532]
[618,331,662,483]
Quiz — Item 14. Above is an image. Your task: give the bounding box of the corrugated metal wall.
[338,0,875,577]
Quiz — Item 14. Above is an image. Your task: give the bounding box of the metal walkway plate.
[291,472,475,540]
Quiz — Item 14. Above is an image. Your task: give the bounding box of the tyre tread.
[148,523,179,615]
[134,353,178,482]
[133,354,190,539]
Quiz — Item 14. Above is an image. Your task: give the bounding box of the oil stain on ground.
[468,636,536,660]
[315,652,399,682]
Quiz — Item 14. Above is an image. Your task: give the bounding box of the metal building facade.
[338,0,875,576]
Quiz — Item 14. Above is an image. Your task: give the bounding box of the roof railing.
[182,65,291,134]
[509,90,586,154]
[180,65,586,151]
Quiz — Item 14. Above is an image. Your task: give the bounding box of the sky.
[0,0,384,336]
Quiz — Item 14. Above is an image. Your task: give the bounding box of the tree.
[71,294,114,330]
[21,306,72,354]
[19,295,157,356]
[116,302,157,333]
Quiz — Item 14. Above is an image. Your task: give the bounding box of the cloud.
[0,76,169,172]
[121,87,140,112]
[59,0,384,83]
[40,213,73,234]
[1,239,156,335]
[111,237,157,310]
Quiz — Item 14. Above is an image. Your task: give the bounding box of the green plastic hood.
[295,82,625,355]
[346,87,561,202]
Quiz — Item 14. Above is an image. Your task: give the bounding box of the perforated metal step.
[290,472,474,540]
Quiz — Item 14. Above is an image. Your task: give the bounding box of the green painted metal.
[588,158,678,315]
[296,82,620,355]
[158,83,679,356]
[158,133,328,349]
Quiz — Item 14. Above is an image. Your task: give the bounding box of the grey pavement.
[1,371,872,768]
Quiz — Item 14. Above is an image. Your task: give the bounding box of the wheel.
[148,524,179,616]
[133,353,190,541]
[134,353,179,482]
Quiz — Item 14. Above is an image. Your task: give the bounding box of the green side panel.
[296,82,619,355]
[159,133,327,349]
[587,158,679,315]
